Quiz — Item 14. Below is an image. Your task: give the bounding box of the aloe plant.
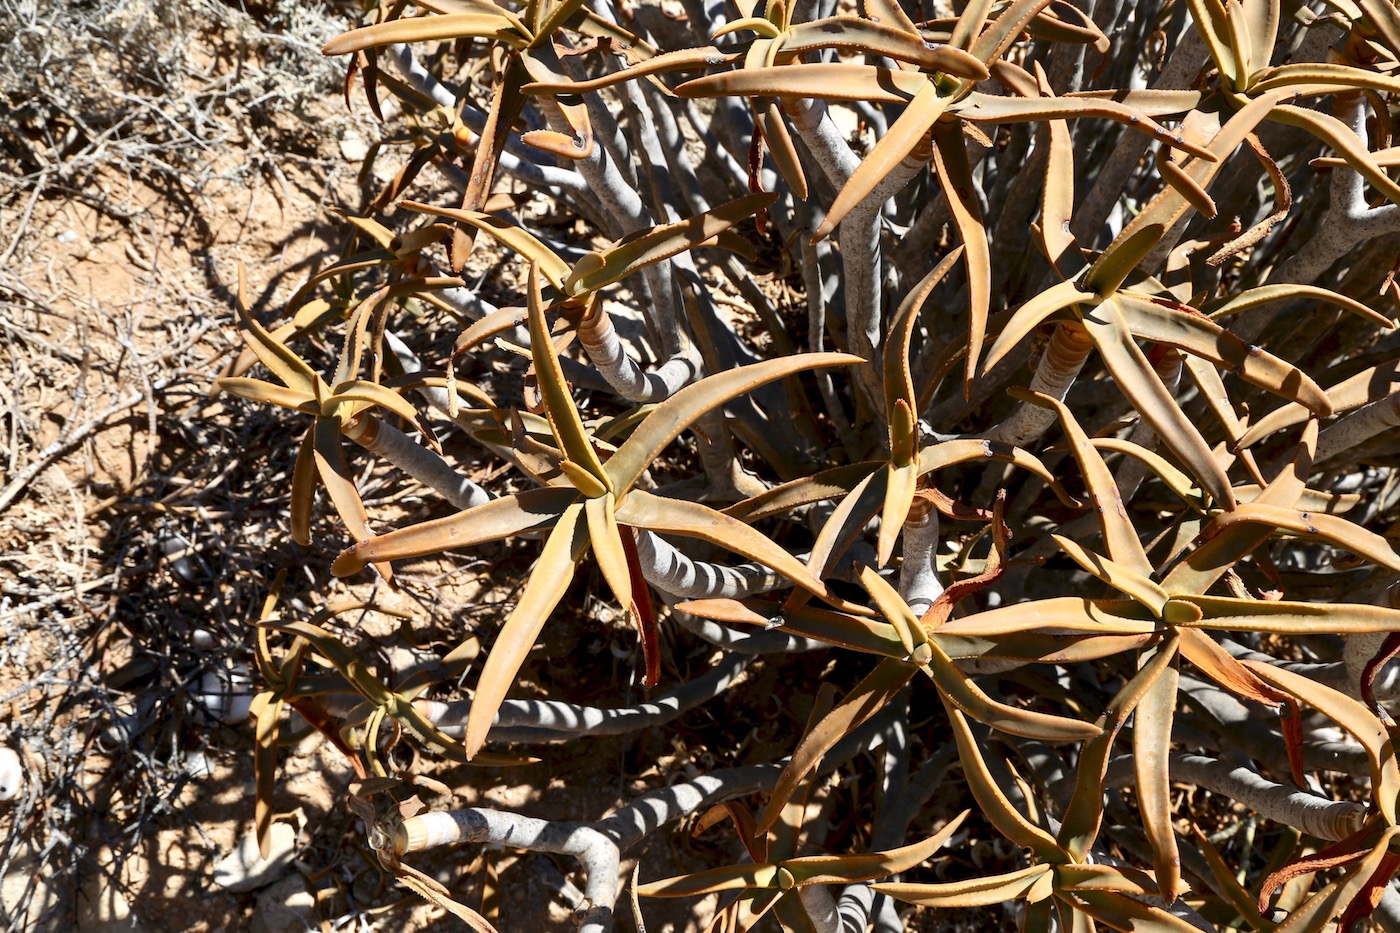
[331,260,859,757]
[215,0,1400,929]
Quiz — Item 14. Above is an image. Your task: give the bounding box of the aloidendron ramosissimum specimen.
[217,0,1400,929]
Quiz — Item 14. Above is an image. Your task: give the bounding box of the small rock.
[212,823,297,893]
[160,533,199,582]
[196,662,255,725]
[0,748,23,800]
[251,874,317,933]
[183,749,216,779]
[56,230,78,244]
[339,133,369,162]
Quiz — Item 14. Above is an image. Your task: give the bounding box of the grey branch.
[634,529,784,599]
[575,306,698,403]
[898,508,943,617]
[415,652,750,739]
[396,807,619,933]
[1166,753,1366,841]
[357,417,490,511]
